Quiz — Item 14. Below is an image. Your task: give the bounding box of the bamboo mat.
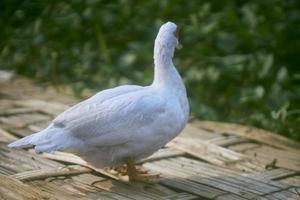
[0,75,299,200]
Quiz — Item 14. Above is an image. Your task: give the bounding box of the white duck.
[9,22,189,182]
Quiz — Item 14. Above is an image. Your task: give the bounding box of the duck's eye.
[173,27,180,38]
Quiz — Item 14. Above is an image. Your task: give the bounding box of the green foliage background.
[1,0,299,140]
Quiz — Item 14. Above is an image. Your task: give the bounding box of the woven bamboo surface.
[0,75,299,200]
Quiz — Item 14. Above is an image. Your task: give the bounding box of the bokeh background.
[1,0,299,140]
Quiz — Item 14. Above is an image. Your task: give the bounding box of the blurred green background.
[1,0,299,140]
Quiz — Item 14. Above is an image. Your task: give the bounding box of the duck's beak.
[176,43,183,50]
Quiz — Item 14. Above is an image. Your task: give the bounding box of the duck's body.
[9,22,189,178]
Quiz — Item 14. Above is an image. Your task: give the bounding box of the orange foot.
[125,158,160,183]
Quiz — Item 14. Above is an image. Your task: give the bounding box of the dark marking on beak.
[174,26,180,38]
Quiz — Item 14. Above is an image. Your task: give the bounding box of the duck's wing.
[54,85,142,127]
[53,87,166,147]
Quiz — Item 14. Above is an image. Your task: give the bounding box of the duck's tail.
[8,134,36,148]
[8,126,82,153]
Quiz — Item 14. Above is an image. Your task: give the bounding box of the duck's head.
[154,22,181,60]
[155,22,180,49]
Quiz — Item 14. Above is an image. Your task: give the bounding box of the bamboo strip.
[11,165,91,181]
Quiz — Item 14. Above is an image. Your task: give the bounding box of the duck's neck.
[152,38,189,120]
[153,56,175,86]
[152,42,181,87]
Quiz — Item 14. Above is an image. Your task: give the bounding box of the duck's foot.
[129,171,160,183]
[109,165,127,175]
[125,158,160,183]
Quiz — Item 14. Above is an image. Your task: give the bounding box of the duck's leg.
[125,158,160,183]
